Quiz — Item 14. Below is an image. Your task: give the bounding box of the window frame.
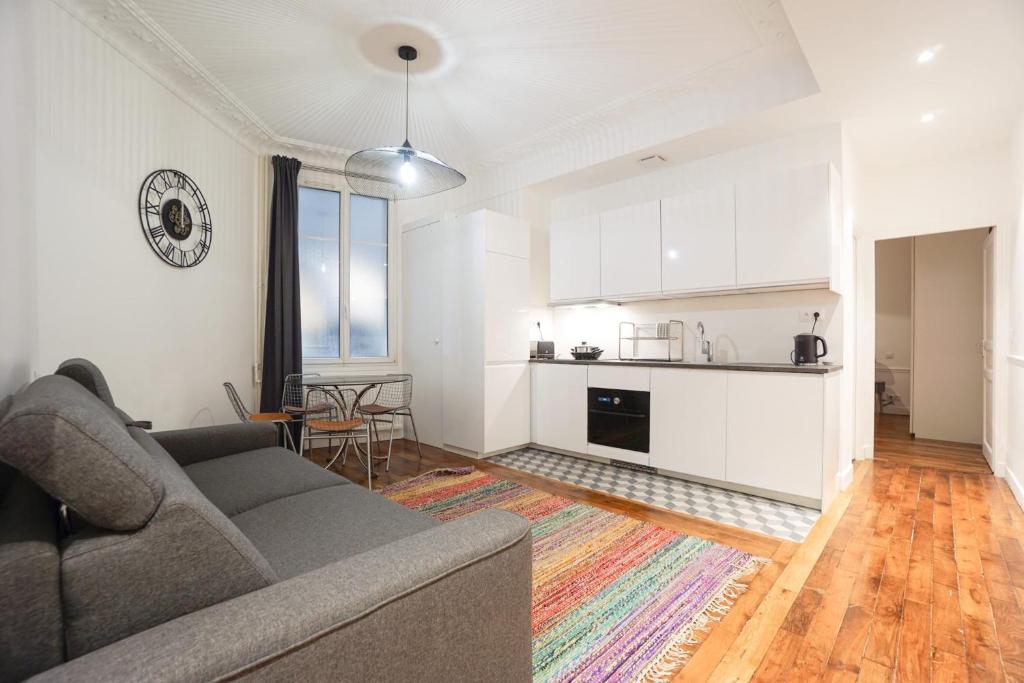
[297,171,397,367]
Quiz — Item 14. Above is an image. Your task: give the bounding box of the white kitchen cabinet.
[531,363,588,453]
[405,209,531,458]
[550,214,600,302]
[735,164,836,288]
[725,371,824,502]
[587,364,650,391]
[599,200,661,297]
[661,186,736,293]
[650,369,727,481]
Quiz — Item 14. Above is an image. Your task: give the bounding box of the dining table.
[300,374,407,479]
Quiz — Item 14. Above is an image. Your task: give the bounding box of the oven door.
[587,388,650,453]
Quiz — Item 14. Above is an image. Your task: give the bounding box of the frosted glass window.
[349,195,388,358]
[297,187,341,358]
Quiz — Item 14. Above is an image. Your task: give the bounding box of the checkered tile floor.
[490,448,819,542]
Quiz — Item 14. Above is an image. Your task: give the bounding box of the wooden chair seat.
[357,403,397,415]
[283,403,332,415]
[250,412,292,422]
[306,418,364,433]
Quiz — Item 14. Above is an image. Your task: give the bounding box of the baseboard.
[836,461,854,491]
[858,443,874,460]
[1006,466,1024,512]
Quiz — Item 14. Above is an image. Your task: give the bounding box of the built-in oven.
[587,387,650,454]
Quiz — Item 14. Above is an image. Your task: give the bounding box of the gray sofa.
[0,360,532,682]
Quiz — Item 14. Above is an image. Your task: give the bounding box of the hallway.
[874,414,991,475]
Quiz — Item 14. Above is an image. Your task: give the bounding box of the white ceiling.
[74,0,811,170]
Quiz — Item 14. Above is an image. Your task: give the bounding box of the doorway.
[872,227,991,468]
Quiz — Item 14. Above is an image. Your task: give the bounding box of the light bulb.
[399,159,417,185]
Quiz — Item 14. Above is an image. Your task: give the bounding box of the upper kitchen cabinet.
[600,200,661,298]
[661,185,736,294]
[735,163,839,290]
[549,214,600,302]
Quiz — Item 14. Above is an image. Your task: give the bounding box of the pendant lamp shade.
[345,46,466,201]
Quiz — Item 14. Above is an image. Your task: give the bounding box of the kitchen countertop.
[529,358,843,374]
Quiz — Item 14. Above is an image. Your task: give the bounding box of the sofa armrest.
[30,508,533,683]
[151,422,278,466]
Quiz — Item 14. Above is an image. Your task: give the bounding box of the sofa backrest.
[0,374,279,662]
[0,457,64,683]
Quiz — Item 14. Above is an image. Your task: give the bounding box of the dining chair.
[281,373,336,455]
[302,389,374,489]
[356,374,422,471]
[223,382,297,452]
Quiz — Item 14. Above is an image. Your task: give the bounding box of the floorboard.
[306,413,1021,682]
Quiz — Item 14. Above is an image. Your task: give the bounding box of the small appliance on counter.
[792,312,828,365]
[570,342,603,360]
[530,341,555,359]
[530,322,555,359]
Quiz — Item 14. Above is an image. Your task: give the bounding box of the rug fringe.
[641,556,770,683]
[379,466,476,493]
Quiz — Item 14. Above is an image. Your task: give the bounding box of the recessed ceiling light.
[916,45,943,64]
[920,111,936,124]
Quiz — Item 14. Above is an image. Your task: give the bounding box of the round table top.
[300,374,407,387]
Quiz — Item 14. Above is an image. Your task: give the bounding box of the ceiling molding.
[58,0,809,175]
[57,0,279,151]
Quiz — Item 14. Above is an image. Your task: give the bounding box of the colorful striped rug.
[382,468,766,682]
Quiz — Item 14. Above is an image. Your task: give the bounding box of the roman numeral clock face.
[138,169,212,268]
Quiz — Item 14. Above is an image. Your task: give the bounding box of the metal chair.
[223,382,297,452]
[356,374,422,471]
[301,389,374,489]
[281,373,336,455]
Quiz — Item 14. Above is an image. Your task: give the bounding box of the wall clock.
[138,169,212,268]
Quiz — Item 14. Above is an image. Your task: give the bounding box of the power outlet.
[798,310,821,323]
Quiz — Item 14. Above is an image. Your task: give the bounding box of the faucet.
[696,322,714,363]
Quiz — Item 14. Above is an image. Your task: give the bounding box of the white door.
[650,369,728,480]
[600,200,662,297]
[735,164,831,287]
[982,230,995,464]
[402,222,445,448]
[550,215,600,302]
[661,186,736,293]
[531,363,588,453]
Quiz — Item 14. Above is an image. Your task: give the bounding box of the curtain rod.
[301,163,396,187]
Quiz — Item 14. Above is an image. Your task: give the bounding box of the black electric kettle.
[791,334,827,365]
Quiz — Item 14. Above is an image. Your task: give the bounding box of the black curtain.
[260,156,303,413]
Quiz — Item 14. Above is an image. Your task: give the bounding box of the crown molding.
[54,0,277,153]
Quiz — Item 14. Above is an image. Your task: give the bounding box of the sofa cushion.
[55,358,116,411]
[0,376,163,531]
[184,448,349,516]
[0,464,64,683]
[60,427,277,658]
[232,484,439,579]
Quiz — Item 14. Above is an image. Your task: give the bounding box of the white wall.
[874,238,912,414]
[546,126,845,364]
[551,290,840,364]
[912,228,987,443]
[0,0,36,398]
[853,143,1012,472]
[1006,113,1024,505]
[28,1,259,429]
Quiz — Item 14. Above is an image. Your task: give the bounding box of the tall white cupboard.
[402,210,531,457]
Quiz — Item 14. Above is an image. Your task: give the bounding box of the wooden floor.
[309,419,1023,682]
[874,414,992,474]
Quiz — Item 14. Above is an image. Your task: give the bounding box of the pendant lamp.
[345,45,466,200]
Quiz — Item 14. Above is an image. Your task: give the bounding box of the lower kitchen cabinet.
[725,371,824,501]
[650,368,727,481]
[531,363,588,453]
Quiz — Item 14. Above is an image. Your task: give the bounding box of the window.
[297,184,391,362]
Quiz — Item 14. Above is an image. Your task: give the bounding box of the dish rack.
[618,321,684,361]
